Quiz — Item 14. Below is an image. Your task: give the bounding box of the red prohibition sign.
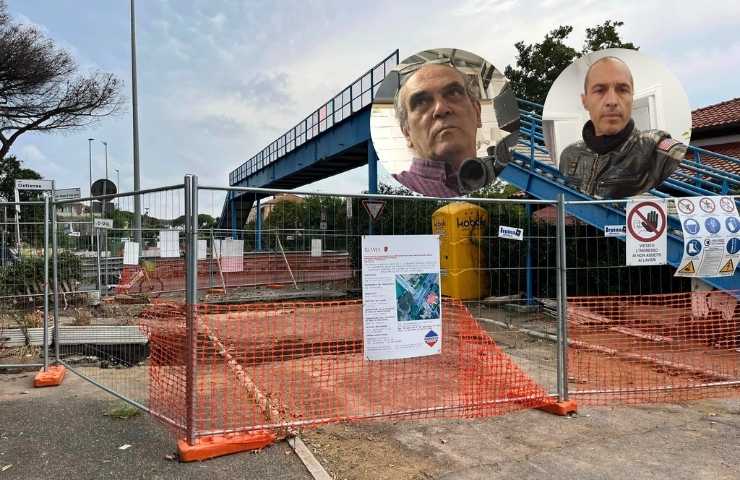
[627,201,666,242]
[699,197,715,213]
[677,198,694,215]
[720,197,734,213]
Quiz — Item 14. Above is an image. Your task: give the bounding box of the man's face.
[400,64,481,167]
[581,59,633,136]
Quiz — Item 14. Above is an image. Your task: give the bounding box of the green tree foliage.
[505,21,638,104]
[0,155,41,201]
[582,20,638,54]
[171,213,217,230]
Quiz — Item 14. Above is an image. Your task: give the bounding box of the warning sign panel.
[719,259,734,273]
[675,196,740,278]
[678,261,695,274]
[626,200,667,266]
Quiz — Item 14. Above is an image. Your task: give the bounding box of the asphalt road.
[0,371,312,480]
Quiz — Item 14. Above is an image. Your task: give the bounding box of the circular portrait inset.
[543,48,691,199]
[370,48,519,197]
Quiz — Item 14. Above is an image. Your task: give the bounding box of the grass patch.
[105,402,140,419]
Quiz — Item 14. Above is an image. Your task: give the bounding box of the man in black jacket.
[559,56,686,199]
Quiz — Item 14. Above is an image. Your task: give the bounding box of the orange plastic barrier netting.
[139,299,553,439]
[116,252,353,294]
[567,290,740,405]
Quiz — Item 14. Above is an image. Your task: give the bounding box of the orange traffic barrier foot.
[266,283,285,289]
[177,431,276,462]
[207,287,225,294]
[538,399,578,416]
[33,365,66,388]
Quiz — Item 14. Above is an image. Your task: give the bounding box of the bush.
[0,251,81,295]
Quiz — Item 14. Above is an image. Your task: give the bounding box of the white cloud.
[6,0,740,209]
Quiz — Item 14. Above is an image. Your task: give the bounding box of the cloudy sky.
[6,0,740,216]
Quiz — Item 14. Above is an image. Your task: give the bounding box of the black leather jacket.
[559,127,686,199]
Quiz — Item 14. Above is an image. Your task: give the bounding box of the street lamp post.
[130,0,142,245]
[101,141,109,182]
[88,138,95,248]
[115,169,120,209]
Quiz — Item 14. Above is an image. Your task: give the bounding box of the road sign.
[362,200,385,220]
[91,178,117,196]
[94,219,113,229]
[54,187,81,201]
[626,200,667,266]
[15,179,53,191]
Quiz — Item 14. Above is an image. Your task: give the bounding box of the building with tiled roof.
[688,97,740,176]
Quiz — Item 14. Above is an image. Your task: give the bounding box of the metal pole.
[184,174,199,446]
[51,196,61,362]
[88,138,95,250]
[42,197,50,371]
[104,229,109,296]
[528,113,535,167]
[555,193,569,401]
[131,0,142,245]
[367,143,378,236]
[525,203,533,305]
[96,227,102,296]
[103,141,109,182]
[115,169,120,209]
[230,194,237,239]
[255,198,262,251]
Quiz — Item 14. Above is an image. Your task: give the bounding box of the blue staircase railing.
[509,98,739,292]
[229,50,399,187]
[515,98,740,197]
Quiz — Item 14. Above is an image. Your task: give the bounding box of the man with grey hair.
[559,56,686,199]
[392,63,482,197]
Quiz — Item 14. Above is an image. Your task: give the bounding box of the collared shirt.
[392,158,461,197]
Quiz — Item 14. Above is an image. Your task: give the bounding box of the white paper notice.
[311,238,322,257]
[159,230,180,258]
[220,238,244,272]
[197,239,208,260]
[212,239,223,259]
[361,235,442,361]
[675,196,740,277]
[123,241,140,265]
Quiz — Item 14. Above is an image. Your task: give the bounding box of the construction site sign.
[361,235,441,361]
[625,200,667,266]
[675,196,740,277]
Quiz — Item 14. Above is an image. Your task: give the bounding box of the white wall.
[542,48,692,166]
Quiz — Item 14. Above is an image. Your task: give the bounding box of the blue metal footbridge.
[219,50,740,291]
